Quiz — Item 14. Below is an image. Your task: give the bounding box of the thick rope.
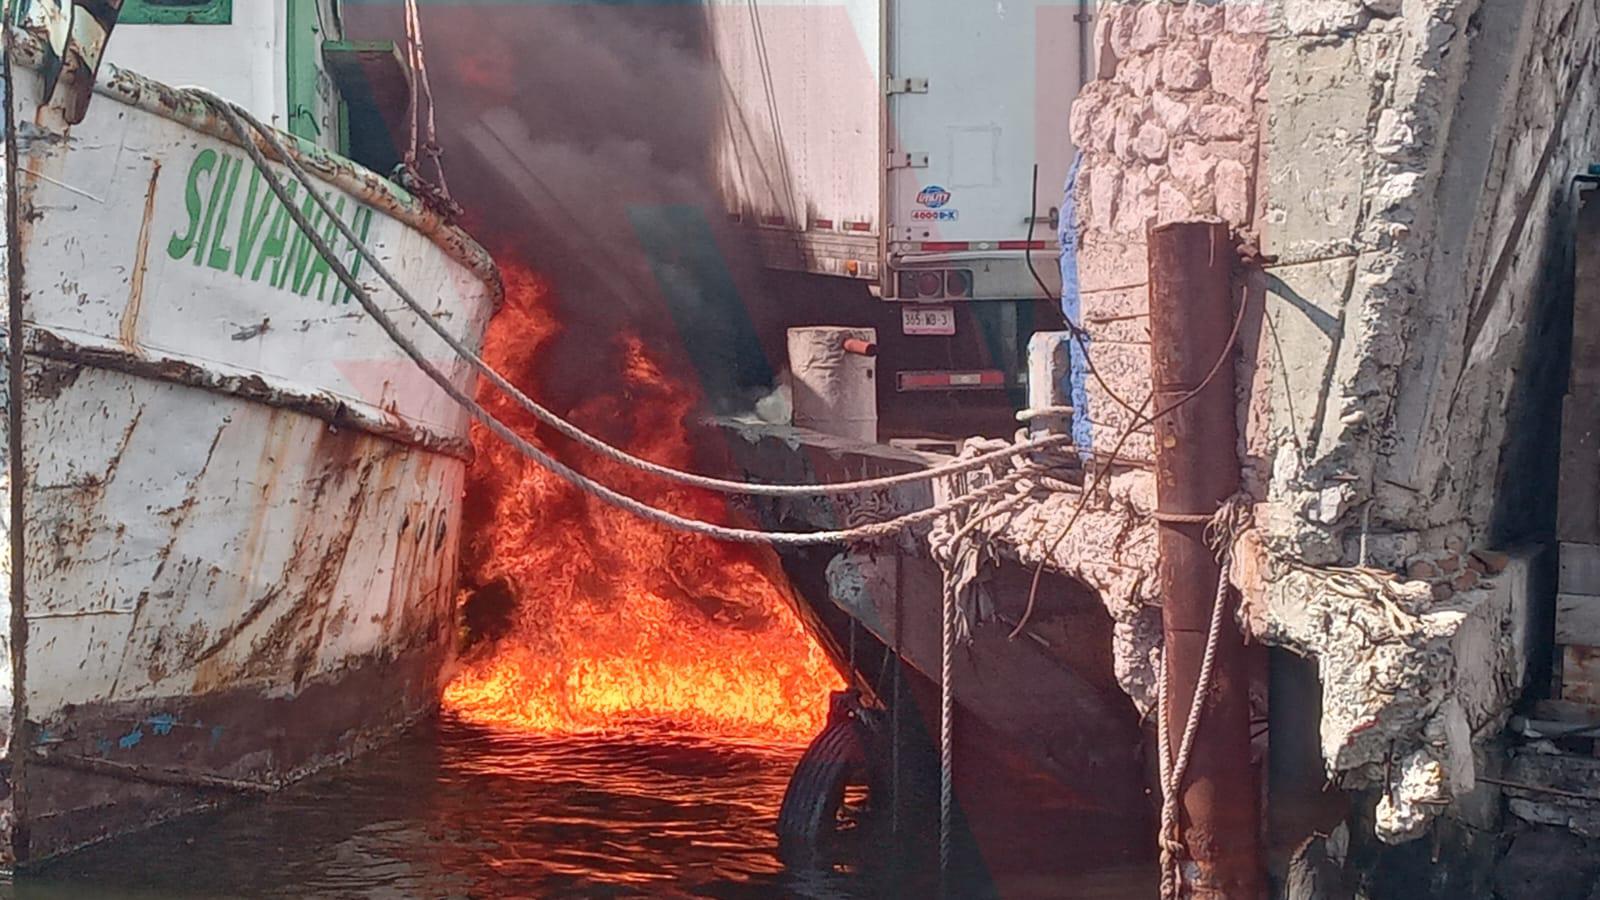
[935,494,988,894]
[1010,391,1153,640]
[182,89,1072,500]
[1157,562,1229,900]
[925,456,1045,895]
[195,92,1070,546]
[1149,510,1217,525]
[402,0,452,203]
[1156,497,1250,900]
[939,535,956,894]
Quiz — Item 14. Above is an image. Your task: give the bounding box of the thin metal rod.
[891,550,903,844]
[3,22,34,864]
[33,752,277,794]
[1479,775,1600,804]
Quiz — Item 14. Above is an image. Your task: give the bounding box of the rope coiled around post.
[923,447,1052,894]
[1156,495,1251,900]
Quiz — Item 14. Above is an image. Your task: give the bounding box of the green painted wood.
[121,0,231,25]
[285,0,326,141]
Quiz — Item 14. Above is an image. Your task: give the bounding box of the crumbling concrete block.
[1052,0,1600,861]
[1257,257,1358,454]
[1262,36,1370,262]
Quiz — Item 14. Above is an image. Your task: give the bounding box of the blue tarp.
[1058,153,1093,455]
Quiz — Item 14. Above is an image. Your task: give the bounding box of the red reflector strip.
[918,241,971,252]
[897,369,1007,392]
[810,218,834,230]
[998,240,1053,250]
[761,215,787,226]
[844,221,873,232]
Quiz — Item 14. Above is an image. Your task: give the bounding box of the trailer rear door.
[886,0,1089,300]
[707,0,884,282]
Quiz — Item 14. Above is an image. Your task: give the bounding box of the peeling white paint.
[0,28,498,862]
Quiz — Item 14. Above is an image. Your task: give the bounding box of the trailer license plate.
[902,306,955,336]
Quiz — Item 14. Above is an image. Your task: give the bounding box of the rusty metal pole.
[1147,221,1261,898]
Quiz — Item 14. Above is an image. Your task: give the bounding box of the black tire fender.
[776,708,869,866]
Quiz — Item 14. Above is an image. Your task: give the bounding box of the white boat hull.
[0,29,498,864]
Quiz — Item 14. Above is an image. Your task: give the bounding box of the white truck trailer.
[708,0,1093,423]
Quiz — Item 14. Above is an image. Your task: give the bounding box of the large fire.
[443,263,843,742]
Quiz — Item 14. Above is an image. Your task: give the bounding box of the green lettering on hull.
[206,156,243,271]
[166,148,217,261]
[164,148,384,304]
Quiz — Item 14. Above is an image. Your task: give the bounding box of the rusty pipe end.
[842,338,878,357]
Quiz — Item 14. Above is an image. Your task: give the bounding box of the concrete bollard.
[787,326,878,444]
[1022,331,1075,438]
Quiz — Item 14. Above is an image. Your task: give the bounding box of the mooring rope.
[399,0,456,215]
[194,93,1286,894]
[180,90,1071,501]
[923,450,1049,894]
[187,89,1076,548]
[1155,496,1250,900]
[939,539,957,893]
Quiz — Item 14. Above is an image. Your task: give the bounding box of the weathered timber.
[1562,646,1600,706]
[1558,395,1600,544]
[1559,543,1600,595]
[1505,749,1600,838]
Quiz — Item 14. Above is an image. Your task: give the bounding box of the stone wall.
[995,0,1274,712]
[1015,0,1600,854]
[1069,0,1269,463]
[1248,0,1600,844]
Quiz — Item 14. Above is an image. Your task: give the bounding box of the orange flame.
[443,263,843,741]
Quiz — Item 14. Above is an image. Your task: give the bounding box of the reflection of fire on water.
[443,263,843,741]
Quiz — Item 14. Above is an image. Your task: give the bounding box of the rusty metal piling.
[1147,221,1262,898]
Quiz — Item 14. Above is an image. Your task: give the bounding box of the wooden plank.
[1505,749,1600,837]
[1560,394,1600,543]
[1517,698,1600,741]
[1561,543,1600,594]
[1572,192,1600,387]
[1508,749,1600,792]
[1558,593,1600,645]
[1563,645,1600,706]
[1534,698,1600,725]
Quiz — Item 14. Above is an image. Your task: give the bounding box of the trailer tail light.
[945,269,973,298]
[896,270,920,298]
[894,269,976,300]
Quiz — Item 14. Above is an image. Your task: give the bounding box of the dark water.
[9,716,1150,899]
[12,716,864,899]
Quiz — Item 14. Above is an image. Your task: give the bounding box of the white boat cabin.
[17,0,413,172]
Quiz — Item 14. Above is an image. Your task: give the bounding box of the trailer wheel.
[777,697,875,867]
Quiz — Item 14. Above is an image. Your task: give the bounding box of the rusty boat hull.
[0,34,498,865]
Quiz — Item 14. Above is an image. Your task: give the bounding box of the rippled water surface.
[10,715,1150,899]
[14,716,867,899]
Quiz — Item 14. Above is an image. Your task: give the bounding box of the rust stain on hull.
[27,329,474,460]
[23,645,448,864]
[1,25,496,870]
[118,161,160,352]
